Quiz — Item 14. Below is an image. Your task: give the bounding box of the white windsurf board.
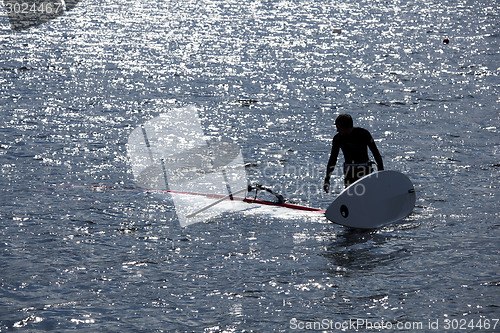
[325,170,416,229]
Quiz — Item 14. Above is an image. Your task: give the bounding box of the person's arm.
[368,138,384,171]
[324,138,339,192]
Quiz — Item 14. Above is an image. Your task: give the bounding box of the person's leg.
[344,166,356,187]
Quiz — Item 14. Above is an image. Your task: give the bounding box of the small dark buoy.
[443,38,450,44]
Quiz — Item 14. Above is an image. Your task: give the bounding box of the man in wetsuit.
[323,114,384,192]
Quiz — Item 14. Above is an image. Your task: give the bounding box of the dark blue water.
[1,0,499,331]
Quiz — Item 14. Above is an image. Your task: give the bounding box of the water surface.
[1,0,498,331]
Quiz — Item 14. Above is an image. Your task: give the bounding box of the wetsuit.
[325,127,384,187]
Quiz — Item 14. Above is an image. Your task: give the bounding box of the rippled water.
[1,0,499,331]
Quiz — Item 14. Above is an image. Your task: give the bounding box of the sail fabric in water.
[127,106,247,227]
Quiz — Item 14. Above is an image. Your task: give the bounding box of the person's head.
[335,114,353,135]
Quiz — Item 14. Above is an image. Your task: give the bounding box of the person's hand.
[323,181,330,193]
